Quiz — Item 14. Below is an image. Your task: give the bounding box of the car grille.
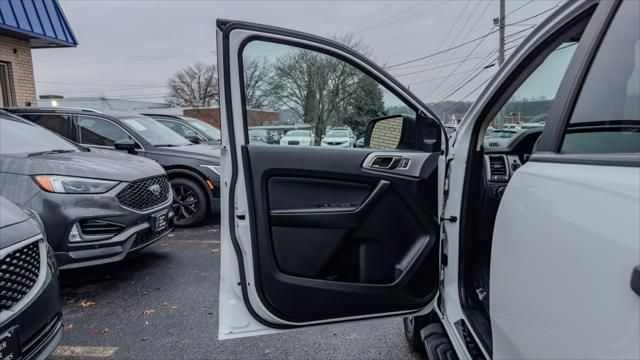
[0,241,41,311]
[288,140,300,145]
[116,176,170,211]
[326,141,345,145]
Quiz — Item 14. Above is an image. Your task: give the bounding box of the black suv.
[142,114,221,145]
[7,108,221,227]
[0,196,61,359]
[0,111,173,269]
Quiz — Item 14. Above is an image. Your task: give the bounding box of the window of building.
[0,63,13,107]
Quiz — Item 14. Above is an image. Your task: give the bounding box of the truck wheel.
[403,313,434,354]
[171,177,208,227]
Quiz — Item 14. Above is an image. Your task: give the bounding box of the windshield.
[326,130,349,138]
[285,130,309,137]
[182,117,221,141]
[121,116,191,146]
[0,114,77,155]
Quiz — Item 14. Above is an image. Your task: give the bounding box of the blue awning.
[0,0,77,48]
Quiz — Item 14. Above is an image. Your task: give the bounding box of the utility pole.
[498,0,506,66]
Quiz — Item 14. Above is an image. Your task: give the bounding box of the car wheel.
[403,313,435,354]
[171,177,207,227]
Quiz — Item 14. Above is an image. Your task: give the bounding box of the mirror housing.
[114,139,138,154]
[364,114,442,152]
[185,134,202,144]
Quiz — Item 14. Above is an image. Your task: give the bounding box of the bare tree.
[266,33,378,144]
[166,62,218,107]
[243,57,273,109]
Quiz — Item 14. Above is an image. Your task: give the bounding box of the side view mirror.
[185,134,201,144]
[364,114,441,152]
[114,139,138,154]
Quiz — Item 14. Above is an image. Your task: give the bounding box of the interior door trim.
[270,180,389,228]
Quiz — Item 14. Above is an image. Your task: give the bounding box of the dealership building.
[0,0,76,107]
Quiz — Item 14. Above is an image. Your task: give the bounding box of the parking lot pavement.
[52,217,422,360]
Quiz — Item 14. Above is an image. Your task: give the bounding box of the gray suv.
[0,111,174,269]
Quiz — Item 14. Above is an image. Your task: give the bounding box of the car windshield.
[182,117,221,141]
[121,116,191,146]
[0,114,77,155]
[285,131,309,137]
[326,130,349,137]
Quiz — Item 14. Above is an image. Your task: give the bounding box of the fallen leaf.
[143,309,156,316]
[161,243,168,247]
[88,328,109,336]
[210,248,220,254]
[78,299,95,308]
[168,233,174,237]
[144,320,150,326]
[346,333,359,339]
[63,323,73,331]
[141,337,150,341]
[264,348,272,354]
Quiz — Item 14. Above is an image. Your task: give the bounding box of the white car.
[321,128,356,148]
[279,130,315,146]
[216,1,639,359]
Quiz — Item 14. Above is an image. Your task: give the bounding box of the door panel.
[244,146,440,322]
[217,19,445,338]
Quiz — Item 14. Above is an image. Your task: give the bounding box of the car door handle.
[369,156,402,170]
[632,265,640,297]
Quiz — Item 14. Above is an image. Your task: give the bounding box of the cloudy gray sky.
[33,0,561,104]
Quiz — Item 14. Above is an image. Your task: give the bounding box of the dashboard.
[482,129,543,199]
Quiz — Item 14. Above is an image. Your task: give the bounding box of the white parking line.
[53,346,118,357]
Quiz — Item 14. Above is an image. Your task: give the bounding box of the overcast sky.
[33,0,561,105]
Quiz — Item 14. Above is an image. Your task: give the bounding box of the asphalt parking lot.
[52,217,421,359]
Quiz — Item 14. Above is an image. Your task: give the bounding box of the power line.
[354,1,448,35]
[392,53,492,78]
[506,0,535,16]
[443,73,494,111]
[421,0,494,100]
[330,2,396,34]
[385,4,558,69]
[37,81,165,87]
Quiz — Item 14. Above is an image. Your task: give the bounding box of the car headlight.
[34,175,119,194]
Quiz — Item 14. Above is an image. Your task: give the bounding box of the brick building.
[183,107,279,128]
[0,0,77,107]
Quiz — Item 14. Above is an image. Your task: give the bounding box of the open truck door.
[216,20,448,339]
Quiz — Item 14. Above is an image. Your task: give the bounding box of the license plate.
[0,326,21,360]
[151,211,168,233]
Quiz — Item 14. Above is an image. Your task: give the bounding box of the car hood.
[282,136,312,142]
[146,144,221,164]
[0,196,28,229]
[323,137,350,142]
[0,148,166,181]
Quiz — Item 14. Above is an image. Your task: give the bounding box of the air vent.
[79,219,125,240]
[488,155,508,181]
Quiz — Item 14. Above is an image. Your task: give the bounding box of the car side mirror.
[185,134,201,144]
[114,139,138,154]
[364,114,441,152]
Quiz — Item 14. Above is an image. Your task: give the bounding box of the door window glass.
[485,41,579,144]
[241,40,416,149]
[561,0,640,154]
[77,115,130,147]
[21,114,71,139]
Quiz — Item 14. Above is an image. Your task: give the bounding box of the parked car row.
[0,108,222,358]
[255,126,359,148]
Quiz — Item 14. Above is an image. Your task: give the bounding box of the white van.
[216,0,640,358]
